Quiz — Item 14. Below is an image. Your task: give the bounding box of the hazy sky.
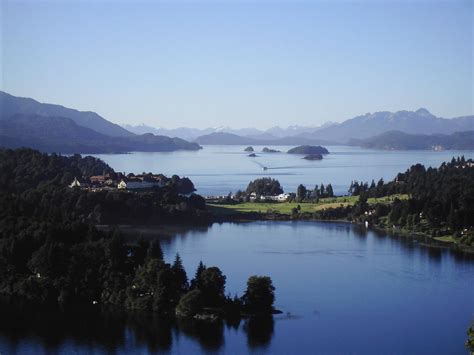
[1,0,473,129]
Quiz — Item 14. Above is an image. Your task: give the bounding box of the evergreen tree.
[326,184,334,197]
[296,184,307,202]
[190,261,206,289]
[172,253,188,293]
[313,184,320,199]
[370,179,376,189]
[146,240,164,261]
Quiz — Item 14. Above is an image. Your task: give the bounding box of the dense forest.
[303,158,474,248]
[0,148,208,225]
[0,148,276,318]
[349,157,474,241]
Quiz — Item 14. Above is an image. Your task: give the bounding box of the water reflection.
[244,315,274,349]
[2,221,473,354]
[0,297,274,353]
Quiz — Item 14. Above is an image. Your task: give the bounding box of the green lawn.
[433,236,455,243]
[209,194,408,215]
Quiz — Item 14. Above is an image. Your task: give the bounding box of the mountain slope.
[349,130,474,150]
[0,91,133,137]
[0,114,201,154]
[300,108,474,143]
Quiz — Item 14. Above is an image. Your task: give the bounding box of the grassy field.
[209,194,409,215]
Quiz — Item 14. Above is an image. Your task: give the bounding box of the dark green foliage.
[296,183,333,202]
[0,148,113,193]
[242,276,275,313]
[0,149,209,313]
[176,289,203,317]
[296,184,307,202]
[190,261,206,290]
[146,241,164,261]
[326,184,334,197]
[0,148,279,318]
[246,178,283,196]
[467,321,474,352]
[0,148,208,226]
[172,254,188,293]
[348,158,474,247]
[197,267,227,307]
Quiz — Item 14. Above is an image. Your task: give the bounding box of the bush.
[176,289,203,317]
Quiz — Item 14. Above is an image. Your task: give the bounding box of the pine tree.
[319,183,325,197]
[326,184,334,197]
[370,179,376,189]
[146,240,163,261]
[190,261,206,289]
[172,253,188,293]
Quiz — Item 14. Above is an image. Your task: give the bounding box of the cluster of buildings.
[69,173,166,191]
[250,192,291,202]
[206,192,291,203]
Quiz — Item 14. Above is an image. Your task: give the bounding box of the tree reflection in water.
[0,297,274,353]
[244,315,275,349]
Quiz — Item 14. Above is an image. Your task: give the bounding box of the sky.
[1,0,473,129]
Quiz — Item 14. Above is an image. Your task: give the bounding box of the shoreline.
[99,213,474,255]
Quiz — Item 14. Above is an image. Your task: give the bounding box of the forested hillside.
[0,149,275,317]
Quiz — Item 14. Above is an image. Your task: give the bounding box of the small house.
[69,177,81,188]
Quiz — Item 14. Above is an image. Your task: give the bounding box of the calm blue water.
[2,222,473,354]
[91,145,474,196]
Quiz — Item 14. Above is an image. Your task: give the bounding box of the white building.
[69,177,81,188]
[276,193,290,202]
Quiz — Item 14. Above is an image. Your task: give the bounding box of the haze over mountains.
[1,91,132,137]
[301,108,474,143]
[123,123,337,142]
[0,92,200,153]
[0,91,472,152]
[124,108,474,146]
[350,130,474,150]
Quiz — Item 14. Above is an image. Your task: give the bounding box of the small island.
[244,146,254,152]
[248,153,257,157]
[287,145,329,155]
[303,154,323,160]
[262,147,280,153]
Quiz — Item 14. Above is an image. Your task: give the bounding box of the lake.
[91,145,474,196]
[1,221,473,354]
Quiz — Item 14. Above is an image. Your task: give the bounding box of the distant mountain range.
[122,123,335,141]
[299,108,473,143]
[124,108,473,148]
[1,91,472,152]
[194,132,335,146]
[349,130,474,150]
[0,92,201,153]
